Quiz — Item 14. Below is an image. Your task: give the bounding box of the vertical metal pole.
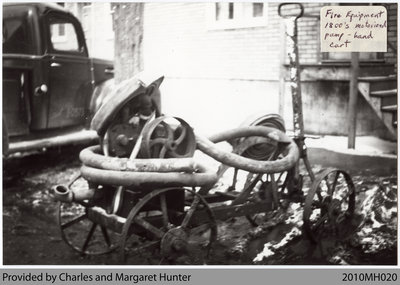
[286,19,305,139]
[284,16,312,182]
[278,4,316,184]
[280,5,315,183]
[347,52,360,149]
[278,21,287,116]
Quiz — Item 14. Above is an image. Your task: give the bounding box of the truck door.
[44,12,92,129]
[3,6,34,136]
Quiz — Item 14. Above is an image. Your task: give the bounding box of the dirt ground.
[2,145,397,265]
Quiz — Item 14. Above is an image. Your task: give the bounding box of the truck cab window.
[49,17,80,52]
[3,10,34,54]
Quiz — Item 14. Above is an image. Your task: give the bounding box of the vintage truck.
[3,2,114,155]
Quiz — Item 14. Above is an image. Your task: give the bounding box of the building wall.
[276,3,322,64]
[386,3,398,66]
[64,2,114,60]
[143,2,283,134]
[143,2,397,137]
[144,2,282,81]
[287,3,397,65]
[281,3,397,138]
[283,81,392,138]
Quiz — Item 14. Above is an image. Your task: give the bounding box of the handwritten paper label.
[321,6,387,52]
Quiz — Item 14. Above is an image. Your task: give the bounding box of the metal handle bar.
[278,3,304,19]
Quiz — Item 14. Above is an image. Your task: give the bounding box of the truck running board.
[8,130,99,154]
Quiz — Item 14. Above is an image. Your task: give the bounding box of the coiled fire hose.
[79,145,218,188]
[53,115,300,202]
[197,126,299,174]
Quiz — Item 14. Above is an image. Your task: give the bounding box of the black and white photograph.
[2,1,398,266]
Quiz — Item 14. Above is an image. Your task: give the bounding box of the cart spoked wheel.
[242,113,298,206]
[243,171,299,226]
[140,116,196,158]
[222,168,289,226]
[57,199,118,255]
[120,187,217,265]
[218,114,294,226]
[303,168,355,243]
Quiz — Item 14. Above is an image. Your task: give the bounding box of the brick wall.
[291,3,398,65]
[385,3,398,67]
[143,2,282,81]
[282,3,323,64]
[142,3,284,134]
[142,2,398,136]
[143,2,398,78]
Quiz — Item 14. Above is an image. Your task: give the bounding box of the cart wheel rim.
[303,168,356,243]
[57,201,118,255]
[119,187,217,264]
[214,113,297,227]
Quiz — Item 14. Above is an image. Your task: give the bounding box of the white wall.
[143,3,282,135]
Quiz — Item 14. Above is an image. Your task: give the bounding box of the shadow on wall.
[308,147,397,175]
[283,81,393,140]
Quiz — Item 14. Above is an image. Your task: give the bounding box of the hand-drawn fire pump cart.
[52,4,356,264]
